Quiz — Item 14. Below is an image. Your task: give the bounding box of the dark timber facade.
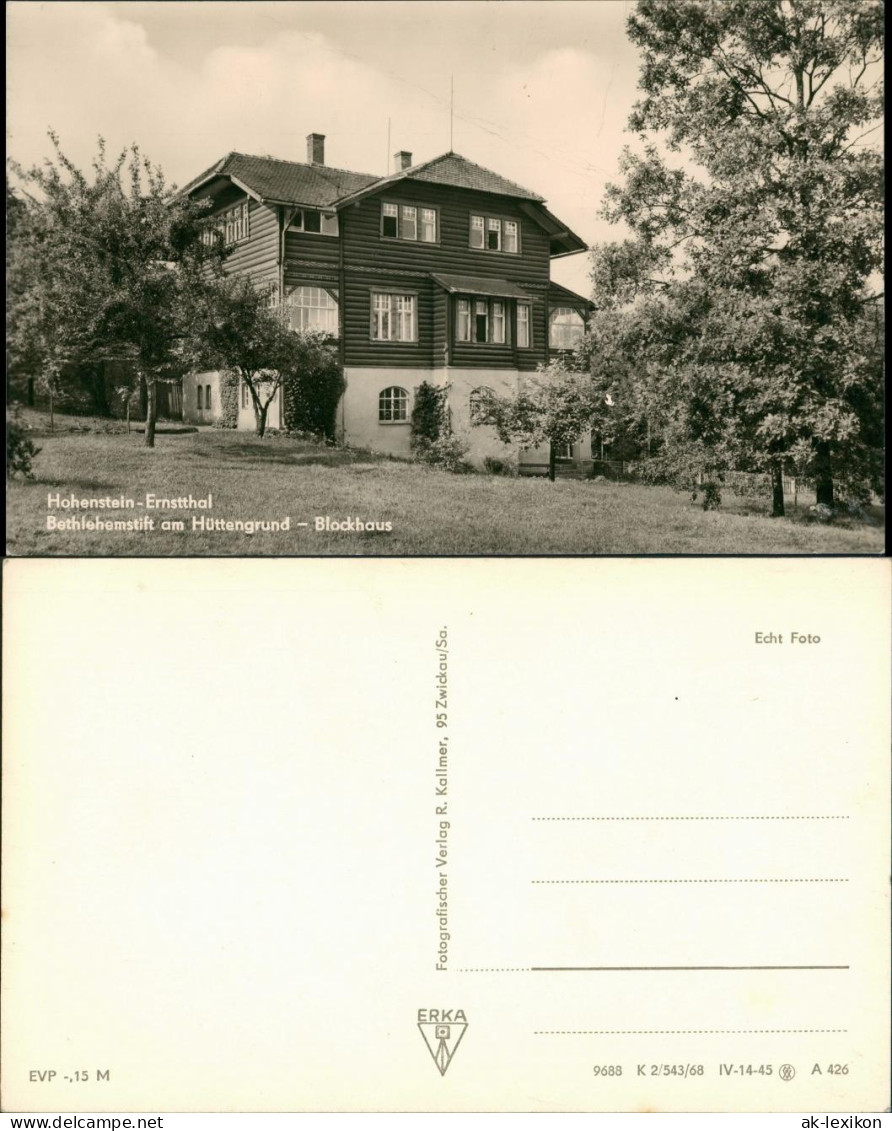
[179,135,592,466]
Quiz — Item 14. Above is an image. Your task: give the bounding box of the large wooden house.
[180,133,592,468]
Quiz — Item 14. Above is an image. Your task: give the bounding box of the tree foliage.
[196,274,344,439]
[476,361,608,481]
[594,0,884,512]
[7,134,225,445]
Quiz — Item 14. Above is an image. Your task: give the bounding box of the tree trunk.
[27,377,35,407]
[814,441,834,508]
[548,443,556,482]
[126,397,131,433]
[771,464,785,518]
[256,403,268,439]
[49,388,55,433]
[144,377,158,448]
[139,375,148,419]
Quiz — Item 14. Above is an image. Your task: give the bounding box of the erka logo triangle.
[417,1009,468,1076]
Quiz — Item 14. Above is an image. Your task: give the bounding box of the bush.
[697,481,723,510]
[216,371,239,429]
[411,382,449,444]
[412,434,472,474]
[281,337,344,440]
[483,456,516,476]
[410,382,471,471]
[7,409,41,479]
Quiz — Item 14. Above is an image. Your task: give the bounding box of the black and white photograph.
[6,0,884,555]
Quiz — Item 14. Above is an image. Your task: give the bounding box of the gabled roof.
[335,152,544,208]
[177,152,379,209]
[549,280,595,310]
[178,149,586,256]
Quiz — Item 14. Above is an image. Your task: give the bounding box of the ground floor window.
[197,385,203,410]
[379,385,409,422]
[241,380,250,409]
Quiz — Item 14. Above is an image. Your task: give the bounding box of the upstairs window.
[202,200,250,245]
[549,307,585,350]
[455,297,510,345]
[486,218,501,251]
[469,213,520,254]
[288,209,338,236]
[381,201,437,243]
[283,285,339,335]
[371,292,417,342]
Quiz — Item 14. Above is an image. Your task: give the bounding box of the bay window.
[516,302,531,347]
[455,296,512,345]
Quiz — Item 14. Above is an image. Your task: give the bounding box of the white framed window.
[203,200,250,245]
[284,285,339,335]
[474,299,489,343]
[491,301,506,344]
[371,292,417,342]
[549,307,586,350]
[517,303,531,348]
[288,209,338,236]
[455,295,514,345]
[379,386,409,422]
[241,380,251,410]
[420,208,437,243]
[486,217,501,251]
[381,201,436,242]
[470,213,519,253]
[224,201,249,244]
[382,202,399,238]
[456,298,471,342]
[400,205,417,241]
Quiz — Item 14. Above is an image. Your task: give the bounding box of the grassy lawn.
[7,411,884,555]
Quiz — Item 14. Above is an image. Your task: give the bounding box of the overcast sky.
[7,0,645,294]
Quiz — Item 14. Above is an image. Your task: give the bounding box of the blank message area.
[449,601,872,977]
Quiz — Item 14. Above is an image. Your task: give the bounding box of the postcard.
[5,0,884,557]
[2,557,889,1112]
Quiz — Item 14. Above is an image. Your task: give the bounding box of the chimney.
[393,150,412,172]
[306,133,325,165]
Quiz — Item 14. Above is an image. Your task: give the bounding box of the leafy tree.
[595,0,884,513]
[476,363,606,481]
[8,135,224,446]
[196,274,339,439]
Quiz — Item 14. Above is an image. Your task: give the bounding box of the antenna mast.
[450,75,454,151]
